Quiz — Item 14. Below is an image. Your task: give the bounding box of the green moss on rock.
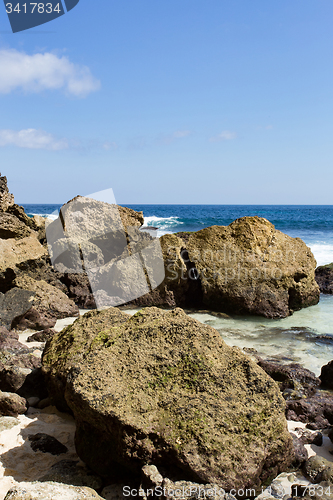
[43,306,294,490]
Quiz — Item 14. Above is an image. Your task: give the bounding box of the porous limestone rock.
[131,217,320,319]
[13,276,79,330]
[0,391,27,416]
[43,306,294,490]
[185,217,319,318]
[4,481,103,499]
[0,288,35,330]
[0,174,14,212]
[315,263,333,294]
[320,360,333,390]
[0,213,32,240]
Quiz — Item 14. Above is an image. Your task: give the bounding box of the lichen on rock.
[43,306,294,490]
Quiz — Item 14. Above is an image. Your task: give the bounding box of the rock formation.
[43,306,294,490]
[133,217,320,319]
[315,263,333,294]
[4,482,104,500]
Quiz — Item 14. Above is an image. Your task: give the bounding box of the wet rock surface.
[315,264,333,294]
[294,428,323,447]
[0,327,42,394]
[27,329,56,343]
[3,481,104,499]
[320,361,333,390]
[290,434,308,467]
[286,392,333,429]
[43,306,294,490]
[303,456,333,483]
[254,357,320,399]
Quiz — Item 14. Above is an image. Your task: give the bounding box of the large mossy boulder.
[42,307,294,490]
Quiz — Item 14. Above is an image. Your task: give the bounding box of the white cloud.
[172,130,191,139]
[160,130,192,144]
[209,131,236,142]
[0,129,69,150]
[0,49,100,97]
[103,141,118,150]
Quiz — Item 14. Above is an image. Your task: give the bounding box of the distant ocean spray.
[24,204,333,267]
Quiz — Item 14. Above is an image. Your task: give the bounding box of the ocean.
[23,204,333,375]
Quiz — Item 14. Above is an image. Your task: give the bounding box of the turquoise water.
[190,294,333,376]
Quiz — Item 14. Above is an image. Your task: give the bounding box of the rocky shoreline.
[0,174,333,499]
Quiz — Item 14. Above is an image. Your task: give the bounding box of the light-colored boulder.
[4,481,103,499]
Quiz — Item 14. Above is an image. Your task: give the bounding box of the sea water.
[23,204,333,374]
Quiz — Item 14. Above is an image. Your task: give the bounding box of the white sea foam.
[144,215,183,237]
[144,215,182,227]
[308,243,333,266]
[27,212,59,221]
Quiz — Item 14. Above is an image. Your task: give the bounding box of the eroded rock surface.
[4,481,103,500]
[43,306,294,490]
[186,217,319,318]
[320,360,333,390]
[13,276,79,330]
[132,217,319,319]
[315,263,333,294]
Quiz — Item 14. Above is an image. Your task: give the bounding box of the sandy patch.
[0,406,78,500]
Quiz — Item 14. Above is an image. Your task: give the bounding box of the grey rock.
[315,263,333,294]
[320,361,333,390]
[3,481,103,499]
[303,456,333,483]
[27,397,40,408]
[141,465,163,488]
[13,276,79,331]
[295,428,323,447]
[39,459,103,490]
[0,416,20,432]
[291,434,308,467]
[0,288,35,330]
[28,433,68,455]
[27,329,56,343]
[0,391,27,417]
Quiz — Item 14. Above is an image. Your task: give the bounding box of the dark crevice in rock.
[0,268,16,293]
[180,247,203,307]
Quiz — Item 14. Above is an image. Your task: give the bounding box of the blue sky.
[1,0,333,204]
